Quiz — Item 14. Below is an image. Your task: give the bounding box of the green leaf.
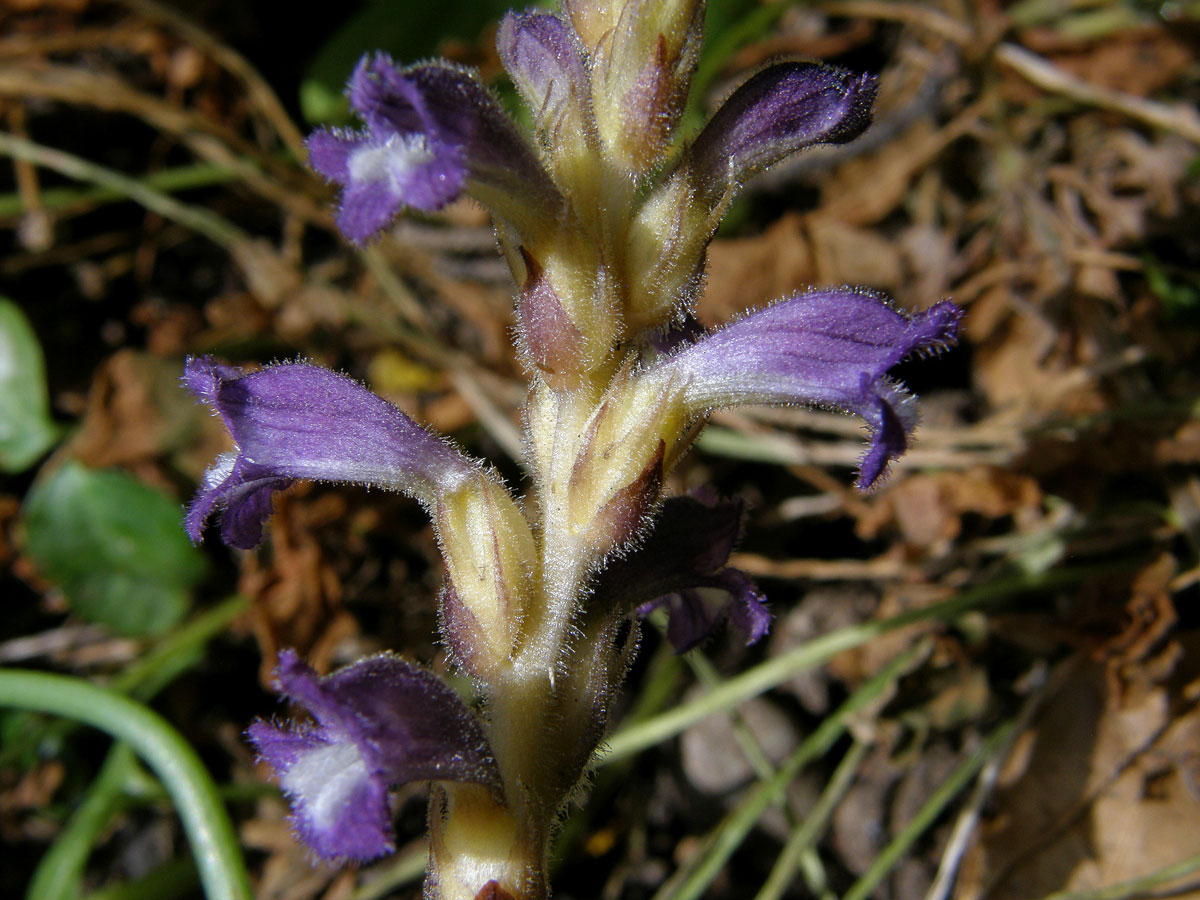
[301,0,520,124]
[21,462,206,636]
[0,298,61,472]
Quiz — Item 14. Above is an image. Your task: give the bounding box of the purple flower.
[654,291,962,489]
[688,62,877,205]
[594,493,769,652]
[183,356,476,549]
[308,56,560,243]
[249,650,500,861]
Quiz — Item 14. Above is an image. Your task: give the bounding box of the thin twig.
[924,661,1051,900]
[816,0,974,46]
[112,0,309,161]
[447,367,526,464]
[995,43,1200,146]
[0,64,327,225]
[0,131,247,248]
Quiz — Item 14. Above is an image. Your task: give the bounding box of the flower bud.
[498,11,598,189]
[435,474,537,674]
[623,170,717,331]
[514,243,620,383]
[564,367,689,553]
[515,248,585,378]
[562,0,624,53]
[429,785,533,900]
[588,0,705,175]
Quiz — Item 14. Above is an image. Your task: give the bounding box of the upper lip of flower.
[181,356,478,549]
[649,292,963,490]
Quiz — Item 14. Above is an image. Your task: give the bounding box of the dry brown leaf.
[1022,26,1192,97]
[898,222,958,306]
[239,489,359,685]
[67,349,232,483]
[242,794,343,900]
[972,308,1075,411]
[807,217,905,292]
[0,494,21,568]
[820,109,980,227]
[955,643,1200,900]
[1156,421,1200,466]
[859,467,1042,551]
[701,213,814,324]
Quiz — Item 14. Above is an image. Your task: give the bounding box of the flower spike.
[183,356,476,549]
[248,651,500,861]
[308,56,561,243]
[656,291,962,489]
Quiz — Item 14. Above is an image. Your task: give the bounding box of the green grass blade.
[82,858,199,900]
[0,671,253,900]
[0,132,247,248]
[27,743,138,900]
[842,718,1021,900]
[752,739,870,900]
[1038,850,1200,900]
[652,642,929,900]
[604,565,1119,764]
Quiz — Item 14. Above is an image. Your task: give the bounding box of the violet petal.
[184,356,476,549]
[657,291,962,489]
[658,576,769,654]
[689,62,877,202]
[595,493,770,651]
[248,650,500,862]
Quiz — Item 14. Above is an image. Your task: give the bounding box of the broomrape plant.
[184,2,961,898]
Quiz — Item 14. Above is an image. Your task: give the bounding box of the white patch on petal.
[282,740,370,832]
[349,133,433,187]
[202,451,239,489]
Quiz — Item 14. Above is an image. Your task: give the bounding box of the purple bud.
[655,291,962,489]
[308,56,561,243]
[183,356,476,549]
[248,650,500,861]
[497,12,590,137]
[594,492,770,652]
[689,62,877,203]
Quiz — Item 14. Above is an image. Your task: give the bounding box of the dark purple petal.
[310,55,560,243]
[594,493,770,651]
[248,650,500,862]
[645,313,706,358]
[657,291,962,489]
[497,12,589,133]
[656,574,770,654]
[717,569,771,645]
[183,452,289,549]
[183,356,476,549]
[689,63,877,202]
